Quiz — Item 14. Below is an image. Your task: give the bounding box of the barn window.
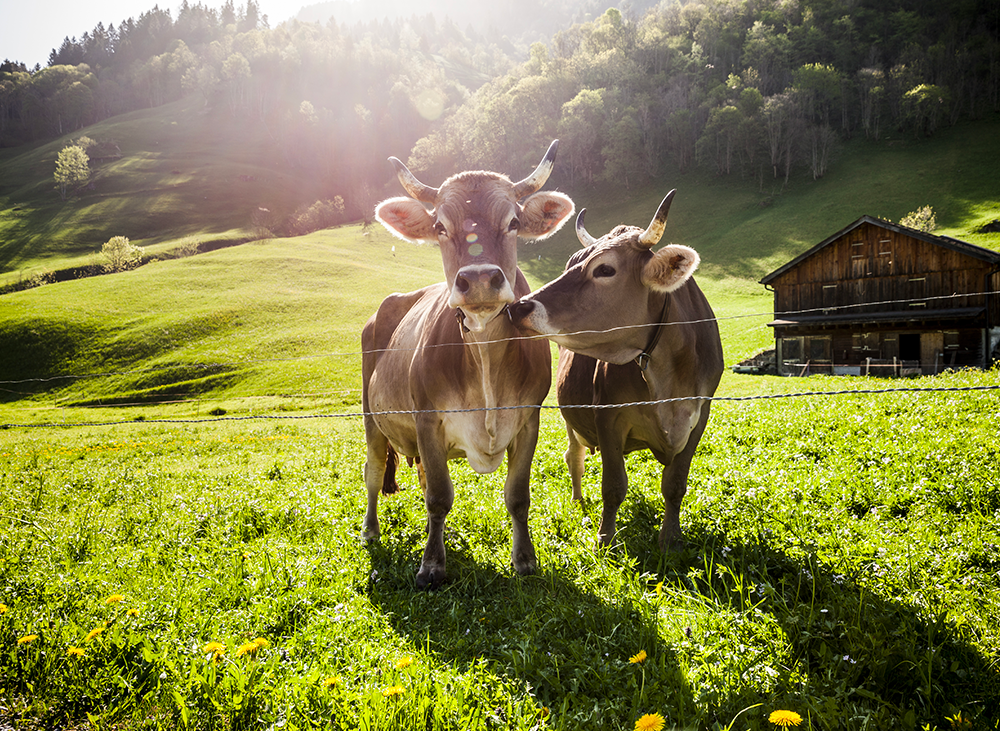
[782,337,803,362]
[944,331,960,350]
[807,336,832,361]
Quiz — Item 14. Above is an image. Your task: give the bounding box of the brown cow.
[510,191,723,550]
[363,142,575,588]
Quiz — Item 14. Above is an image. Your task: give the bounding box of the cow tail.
[381,443,401,495]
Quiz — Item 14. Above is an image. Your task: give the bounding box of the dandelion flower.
[635,713,666,731]
[17,634,38,645]
[395,656,414,669]
[321,676,340,688]
[203,641,226,662]
[629,649,648,664]
[84,626,105,642]
[654,581,663,597]
[67,646,86,658]
[252,637,269,649]
[105,594,125,604]
[381,684,405,697]
[234,641,258,658]
[127,608,139,617]
[0,603,7,614]
[769,710,803,727]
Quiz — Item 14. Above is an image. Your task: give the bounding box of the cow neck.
[454,305,510,335]
[634,293,670,372]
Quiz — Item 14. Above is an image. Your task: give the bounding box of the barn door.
[920,332,944,374]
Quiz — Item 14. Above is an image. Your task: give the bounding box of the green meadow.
[1,100,1000,729]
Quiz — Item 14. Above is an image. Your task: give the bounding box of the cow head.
[510,191,701,364]
[375,141,575,332]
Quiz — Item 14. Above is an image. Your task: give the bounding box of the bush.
[899,205,937,233]
[100,236,145,273]
[288,197,346,236]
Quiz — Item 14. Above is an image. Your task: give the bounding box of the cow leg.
[505,413,540,576]
[659,402,711,550]
[565,424,587,502]
[414,416,453,589]
[362,419,388,542]
[596,438,628,547]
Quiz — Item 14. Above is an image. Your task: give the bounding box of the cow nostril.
[490,271,505,290]
[455,276,471,294]
[510,300,534,320]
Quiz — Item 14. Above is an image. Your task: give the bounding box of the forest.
[2,0,998,224]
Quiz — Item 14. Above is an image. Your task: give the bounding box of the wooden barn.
[760,216,1000,376]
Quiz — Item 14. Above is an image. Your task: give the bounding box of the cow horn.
[512,139,559,199]
[575,208,598,247]
[638,189,677,247]
[388,157,438,203]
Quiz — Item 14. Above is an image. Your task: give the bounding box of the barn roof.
[759,215,1000,285]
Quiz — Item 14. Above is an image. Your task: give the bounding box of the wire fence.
[3,384,998,430]
[2,289,997,430]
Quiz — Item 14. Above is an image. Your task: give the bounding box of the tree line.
[410,0,1000,189]
[2,0,998,210]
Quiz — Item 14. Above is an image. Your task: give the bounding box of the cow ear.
[518,191,575,240]
[375,197,436,242]
[642,244,700,292]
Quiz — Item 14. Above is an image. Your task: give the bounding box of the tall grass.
[1,368,998,729]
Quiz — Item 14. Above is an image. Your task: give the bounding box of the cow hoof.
[416,565,446,590]
[513,555,537,576]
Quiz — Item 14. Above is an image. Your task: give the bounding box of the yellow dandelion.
[252,637,269,649]
[769,710,803,727]
[321,676,340,688]
[654,581,663,597]
[84,626,105,642]
[126,608,139,617]
[537,706,550,718]
[381,684,405,697]
[203,641,226,662]
[234,641,258,658]
[0,603,7,614]
[67,646,86,658]
[105,594,125,604]
[635,712,666,731]
[395,656,414,669]
[17,634,39,645]
[629,649,648,664]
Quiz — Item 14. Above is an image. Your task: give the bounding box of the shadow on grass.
[613,494,1000,727]
[364,528,695,731]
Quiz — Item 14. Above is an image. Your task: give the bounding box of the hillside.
[0,96,332,285]
[0,96,998,413]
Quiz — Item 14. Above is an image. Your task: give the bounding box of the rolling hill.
[0,96,998,415]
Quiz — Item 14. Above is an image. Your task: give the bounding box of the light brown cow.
[362,142,575,589]
[510,191,723,550]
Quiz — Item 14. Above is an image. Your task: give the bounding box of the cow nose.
[455,265,505,295]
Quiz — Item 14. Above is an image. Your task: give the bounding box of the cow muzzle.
[509,298,552,336]
[449,265,515,331]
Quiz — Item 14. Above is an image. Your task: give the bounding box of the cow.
[509,190,723,551]
[362,142,575,589]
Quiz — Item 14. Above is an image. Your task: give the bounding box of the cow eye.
[593,263,616,278]
[434,221,447,236]
[507,217,520,233]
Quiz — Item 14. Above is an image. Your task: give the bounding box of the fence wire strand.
[2,384,997,430]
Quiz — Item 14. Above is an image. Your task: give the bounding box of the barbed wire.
[2,383,997,430]
[1,289,994,387]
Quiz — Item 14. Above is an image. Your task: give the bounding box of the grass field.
[1,368,998,730]
[2,97,1000,730]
